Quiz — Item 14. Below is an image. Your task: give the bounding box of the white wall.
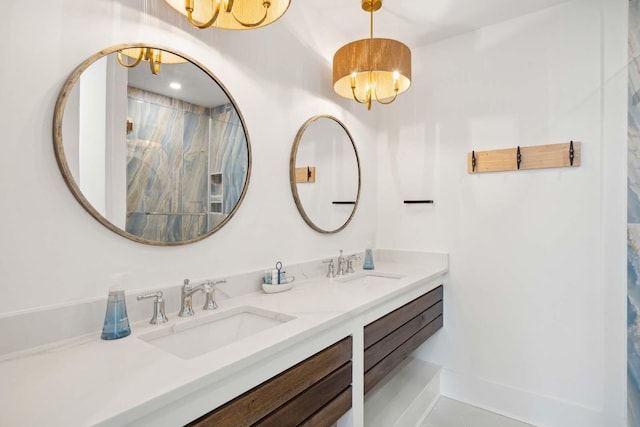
[0,0,378,315]
[0,0,628,425]
[377,0,627,426]
[78,56,107,215]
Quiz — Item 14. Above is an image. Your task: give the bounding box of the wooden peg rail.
[295,166,316,183]
[467,141,580,174]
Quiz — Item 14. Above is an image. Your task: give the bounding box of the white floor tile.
[423,397,535,427]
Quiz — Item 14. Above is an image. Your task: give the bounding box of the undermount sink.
[337,271,404,285]
[139,306,295,359]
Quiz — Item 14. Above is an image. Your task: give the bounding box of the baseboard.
[440,369,623,427]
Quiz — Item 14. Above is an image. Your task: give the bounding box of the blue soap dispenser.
[101,289,131,340]
[363,233,375,270]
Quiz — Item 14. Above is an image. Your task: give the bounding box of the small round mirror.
[53,44,251,245]
[289,115,361,233]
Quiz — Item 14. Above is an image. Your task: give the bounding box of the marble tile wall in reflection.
[124,88,247,242]
[211,103,248,217]
[126,87,209,242]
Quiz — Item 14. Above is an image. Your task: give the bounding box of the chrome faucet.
[179,279,211,317]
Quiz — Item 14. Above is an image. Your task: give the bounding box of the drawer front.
[363,285,443,395]
[256,362,352,427]
[364,315,443,394]
[364,301,442,372]
[188,336,352,427]
[299,386,352,427]
[364,285,443,349]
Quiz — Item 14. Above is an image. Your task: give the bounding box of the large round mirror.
[53,44,251,245]
[289,115,361,233]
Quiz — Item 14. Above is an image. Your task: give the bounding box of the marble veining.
[211,103,248,217]
[125,88,247,241]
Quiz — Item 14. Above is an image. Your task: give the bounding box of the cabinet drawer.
[256,362,352,427]
[363,285,443,395]
[364,301,442,372]
[364,285,443,349]
[188,336,352,427]
[364,315,443,394]
[299,386,352,427]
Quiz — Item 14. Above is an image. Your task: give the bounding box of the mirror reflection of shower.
[60,47,249,245]
[125,85,247,243]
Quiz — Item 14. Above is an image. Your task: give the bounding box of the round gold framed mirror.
[289,115,361,233]
[53,44,251,245]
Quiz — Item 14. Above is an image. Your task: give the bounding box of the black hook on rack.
[569,141,575,166]
[471,150,477,172]
[516,146,522,170]
[307,166,312,180]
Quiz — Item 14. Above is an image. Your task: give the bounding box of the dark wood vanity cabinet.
[364,285,443,394]
[187,336,353,427]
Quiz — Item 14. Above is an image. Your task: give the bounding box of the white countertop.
[0,251,447,427]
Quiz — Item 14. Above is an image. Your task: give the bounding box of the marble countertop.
[0,251,447,426]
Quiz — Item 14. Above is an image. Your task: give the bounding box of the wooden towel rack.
[294,166,316,183]
[468,141,580,174]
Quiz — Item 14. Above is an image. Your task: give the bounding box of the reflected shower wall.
[210,103,248,217]
[125,87,245,242]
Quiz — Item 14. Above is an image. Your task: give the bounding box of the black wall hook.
[517,146,522,170]
[472,150,477,172]
[569,141,575,166]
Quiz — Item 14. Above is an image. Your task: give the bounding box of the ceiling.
[127,54,229,109]
[126,0,573,108]
[285,0,572,60]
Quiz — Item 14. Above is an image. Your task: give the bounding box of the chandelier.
[163,0,291,30]
[332,0,411,110]
[116,48,186,75]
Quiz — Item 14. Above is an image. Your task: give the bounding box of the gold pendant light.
[116,48,186,75]
[164,0,290,30]
[332,0,411,110]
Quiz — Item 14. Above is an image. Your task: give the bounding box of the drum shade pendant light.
[164,0,291,30]
[116,47,186,75]
[333,0,411,110]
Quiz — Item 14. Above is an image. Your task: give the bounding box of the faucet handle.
[322,258,335,278]
[345,255,359,273]
[203,280,226,311]
[137,291,169,325]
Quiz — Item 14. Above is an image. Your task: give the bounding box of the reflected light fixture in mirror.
[164,0,291,29]
[332,0,411,110]
[117,47,187,75]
